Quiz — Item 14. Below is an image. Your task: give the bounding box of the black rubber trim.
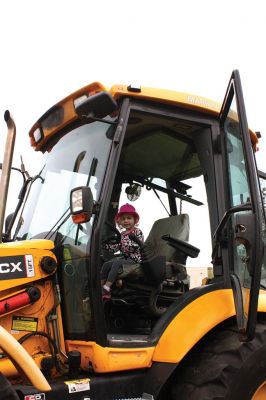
[14,369,146,400]
[143,361,178,399]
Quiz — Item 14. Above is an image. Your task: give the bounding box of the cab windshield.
[15,121,113,240]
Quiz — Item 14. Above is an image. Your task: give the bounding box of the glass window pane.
[224,98,251,207]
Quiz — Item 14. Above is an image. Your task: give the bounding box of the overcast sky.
[0,0,265,206]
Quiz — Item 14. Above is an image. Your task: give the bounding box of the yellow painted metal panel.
[0,239,54,250]
[66,340,154,373]
[153,289,235,363]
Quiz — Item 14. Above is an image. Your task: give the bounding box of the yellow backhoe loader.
[0,70,265,399]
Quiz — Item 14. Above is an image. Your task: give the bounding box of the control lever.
[162,234,200,258]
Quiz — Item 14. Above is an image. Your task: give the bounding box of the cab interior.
[102,107,214,335]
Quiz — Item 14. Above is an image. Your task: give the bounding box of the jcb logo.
[0,262,22,273]
[24,394,45,400]
[0,254,35,280]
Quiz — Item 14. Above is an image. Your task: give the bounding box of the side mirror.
[75,91,118,119]
[70,186,94,224]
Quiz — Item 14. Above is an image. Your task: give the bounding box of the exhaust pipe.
[0,111,16,242]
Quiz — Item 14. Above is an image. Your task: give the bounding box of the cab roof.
[110,83,221,115]
[29,81,258,152]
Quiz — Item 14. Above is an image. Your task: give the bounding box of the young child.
[101,203,144,299]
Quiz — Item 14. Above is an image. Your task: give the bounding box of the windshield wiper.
[44,208,71,240]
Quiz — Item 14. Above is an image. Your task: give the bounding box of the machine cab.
[9,72,265,345]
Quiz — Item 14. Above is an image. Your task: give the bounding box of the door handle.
[235,224,247,233]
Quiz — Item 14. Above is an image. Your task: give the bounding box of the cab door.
[219,70,264,340]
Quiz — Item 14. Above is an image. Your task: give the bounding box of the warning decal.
[64,378,90,393]
[12,316,38,332]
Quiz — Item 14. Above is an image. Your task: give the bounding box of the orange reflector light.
[72,213,89,224]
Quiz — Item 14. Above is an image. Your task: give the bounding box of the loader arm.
[0,325,51,391]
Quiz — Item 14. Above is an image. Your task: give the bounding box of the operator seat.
[110,213,200,320]
[118,213,190,284]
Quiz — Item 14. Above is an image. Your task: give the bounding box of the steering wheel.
[102,221,121,245]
